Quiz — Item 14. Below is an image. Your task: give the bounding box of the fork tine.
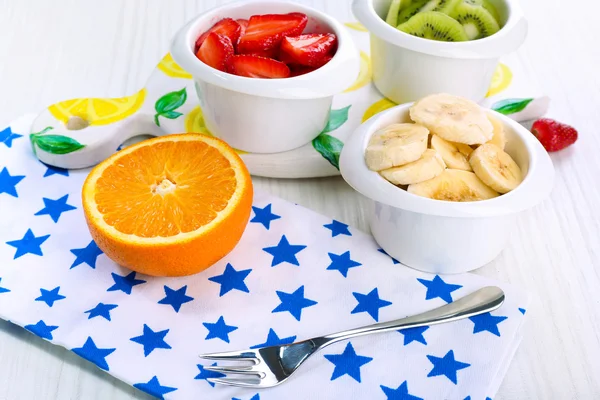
[199,349,258,362]
[207,377,261,388]
[204,365,263,376]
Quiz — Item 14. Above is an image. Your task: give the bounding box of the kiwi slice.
[449,1,500,39]
[397,0,462,24]
[464,0,501,24]
[385,0,404,27]
[398,11,468,42]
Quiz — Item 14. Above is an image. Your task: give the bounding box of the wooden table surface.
[0,0,599,399]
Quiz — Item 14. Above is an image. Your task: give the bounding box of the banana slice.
[409,93,493,145]
[453,141,474,157]
[430,135,472,171]
[487,115,507,150]
[365,123,429,171]
[469,143,522,194]
[379,149,446,185]
[408,169,499,201]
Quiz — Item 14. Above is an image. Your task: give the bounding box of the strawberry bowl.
[171,1,359,154]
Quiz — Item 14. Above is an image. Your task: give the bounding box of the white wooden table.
[0,0,599,399]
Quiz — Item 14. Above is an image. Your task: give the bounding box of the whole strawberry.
[531,118,578,152]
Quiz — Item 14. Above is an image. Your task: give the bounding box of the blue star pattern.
[107,272,146,295]
[0,278,10,294]
[519,308,526,315]
[272,285,318,321]
[232,395,260,400]
[250,204,280,229]
[208,263,252,296]
[418,275,462,303]
[72,337,116,371]
[35,287,66,307]
[133,376,177,399]
[323,220,351,237]
[250,328,297,349]
[380,381,424,400]
[158,285,194,312]
[0,126,22,148]
[377,248,400,264]
[203,316,238,343]
[34,195,76,223]
[326,251,361,278]
[6,229,50,259]
[130,324,172,356]
[70,240,103,269]
[427,350,471,384]
[42,163,69,177]
[195,363,225,387]
[351,288,392,322]
[24,320,58,340]
[263,235,306,267]
[84,303,118,321]
[323,342,373,383]
[469,312,508,337]
[399,326,429,345]
[0,167,25,197]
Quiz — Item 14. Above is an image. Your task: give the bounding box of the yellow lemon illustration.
[362,98,397,122]
[157,53,193,79]
[486,63,512,97]
[184,107,246,154]
[344,52,372,93]
[48,89,147,126]
[344,22,368,32]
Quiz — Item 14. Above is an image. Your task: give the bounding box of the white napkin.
[0,115,529,400]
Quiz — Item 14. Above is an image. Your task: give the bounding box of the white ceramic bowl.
[352,0,528,103]
[171,1,359,154]
[339,103,554,274]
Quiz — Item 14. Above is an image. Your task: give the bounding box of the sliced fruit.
[408,169,499,201]
[228,55,291,78]
[196,32,234,72]
[398,11,468,42]
[398,0,462,24]
[409,93,493,144]
[365,123,429,171]
[82,133,253,277]
[157,53,192,79]
[464,0,501,24]
[289,64,319,77]
[238,13,308,55]
[237,19,249,37]
[344,51,372,93]
[453,141,474,156]
[48,89,146,126]
[486,63,513,97]
[380,149,446,185]
[487,115,506,149]
[430,134,472,171]
[279,33,337,67]
[469,143,522,193]
[385,0,404,27]
[531,118,578,152]
[195,18,242,51]
[449,1,499,40]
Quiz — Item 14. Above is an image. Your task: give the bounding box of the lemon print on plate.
[344,51,372,93]
[48,89,147,126]
[486,63,512,97]
[344,22,368,32]
[362,98,397,122]
[185,106,246,154]
[157,53,193,79]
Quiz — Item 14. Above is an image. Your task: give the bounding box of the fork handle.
[320,286,505,345]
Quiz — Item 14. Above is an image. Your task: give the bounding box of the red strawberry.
[228,55,290,78]
[196,32,234,72]
[289,64,318,77]
[237,19,249,36]
[195,18,242,51]
[280,33,337,67]
[531,118,578,152]
[238,13,308,56]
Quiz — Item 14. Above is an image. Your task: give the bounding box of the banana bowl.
[339,103,554,274]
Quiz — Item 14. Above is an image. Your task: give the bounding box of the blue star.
[208,263,252,296]
[72,337,116,371]
[232,395,260,400]
[130,324,172,356]
[250,204,280,229]
[24,320,58,340]
[427,350,471,384]
[351,288,392,322]
[398,326,429,345]
[380,381,424,400]
[34,195,76,223]
[0,167,25,198]
[0,126,22,148]
[107,271,146,294]
[84,303,118,321]
[272,285,318,321]
[324,342,373,383]
[70,240,103,269]
[417,275,462,303]
[158,285,194,312]
[469,312,508,337]
[263,235,306,267]
[378,248,400,264]
[323,220,351,237]
[35,286,66,307]
[195,363,225,387]
[327,251,361,278]
[0,278,10,294]
[133,376,177,399]
[202,316,238,343]
[519,307,526,315]
[42,163,69,177]
[6,229,50,259]
[250,328,297,349]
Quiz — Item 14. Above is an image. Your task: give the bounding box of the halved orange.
[82,134,253,277]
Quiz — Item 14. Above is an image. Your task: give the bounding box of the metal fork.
[200,286,505,388]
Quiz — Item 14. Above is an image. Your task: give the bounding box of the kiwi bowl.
[352,0,528,103]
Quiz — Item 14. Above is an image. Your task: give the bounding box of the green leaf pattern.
[491,98,534,115]
[154,88,187,126]
[312,105,351,169]
[30,126,86,155]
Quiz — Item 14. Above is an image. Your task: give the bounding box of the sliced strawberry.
[279,33,337,67]
[196,32,234,72]
[195,18,242,51]
[228,55,290,79]
[289,64,318,77]
[238,13,308,56]
[237,19,249,37]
